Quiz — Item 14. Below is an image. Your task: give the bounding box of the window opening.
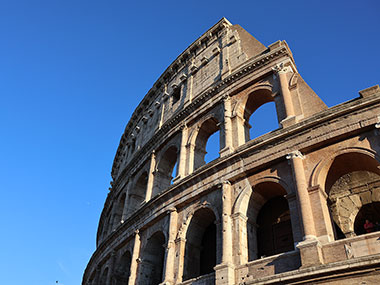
[172,87,180,105]
[248,101,278,140]
[171,160,178,184]
[129,172,148,214]
[204,130,220,164]
[194,118,220,170]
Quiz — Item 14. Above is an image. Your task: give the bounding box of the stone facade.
[83,18,380,285]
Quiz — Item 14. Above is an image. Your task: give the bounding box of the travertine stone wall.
[83,18,380,285]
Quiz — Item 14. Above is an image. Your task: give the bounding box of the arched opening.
[248,101,278,140]
[138,231,166,285]
[153,146,178,196]
[247,182,294,260]
[194,118,220,170]
[326,152,380,238]
[114,251,132,285]
[354,202,380,235]
[129,171,148,214]
[257,196,294,257]
[205,130,220,164]
[242,89,277,143]
[183,208,216,281]
[100,267,108,284]
[113,193,126,228]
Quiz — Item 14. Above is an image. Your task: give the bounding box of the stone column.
[145,151,156,202]
[186,141,196,174]
[175,237,186,284]
[231,212,248,265]
[287,151,324,267]
[273,62,296,126]
[215,181,235,285]
[106,251,116,285]
[221,182,233,263]
[128,230,141,285]
[287,151,316,240]
[162,208,178,284]
[177,125,188,178]
[220,96,234,157]
[231,112,246,147]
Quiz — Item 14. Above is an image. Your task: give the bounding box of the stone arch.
[310,147,380,191]
[153,144,179,196]
[232,84,281,143]
[232,177,295,262]
[128,171,148,214]
[114,250,132,285]
[189,116,221,170]
[178,202,220,241]
[312,148,380,238]
[138,231,166,285]
[182,205,218,281]
[112,192,127,229]
[233,176,291,215]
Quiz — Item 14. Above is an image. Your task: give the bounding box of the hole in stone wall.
[194,118,220,170]
[171,160,178,184]
[204,130,220,164]
[248,101,278,141]
[172,88,180,105]
[183,208,216,281]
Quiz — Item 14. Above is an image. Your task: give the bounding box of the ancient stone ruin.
[83,18,380,284]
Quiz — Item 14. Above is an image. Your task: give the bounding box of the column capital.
[286,150,305,160]
[167,207,177,214]
[272,59,297,75]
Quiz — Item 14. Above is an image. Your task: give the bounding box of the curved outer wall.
[83,18,380,285]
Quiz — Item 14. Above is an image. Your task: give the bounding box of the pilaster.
[128,230,141,285]
[286,151,316,240]
[145,151,156,202]
[162,208,178,285]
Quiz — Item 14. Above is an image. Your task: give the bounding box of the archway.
[194,118,220,170]
[248,101,278,140]
[240,88,278,143]
[114,251,131,285]
[246,182,294,260]
[325,152,380,238]
[113,193,126,228]
[138,231,166,285]
[153,146,178,196]
[183,208,217,281]
[129,171,148,214]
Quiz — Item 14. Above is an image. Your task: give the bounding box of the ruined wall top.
[111,18,295,181]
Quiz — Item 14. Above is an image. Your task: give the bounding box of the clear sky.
[0,1,379,284]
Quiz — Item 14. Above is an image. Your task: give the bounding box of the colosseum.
[83,18,380,284]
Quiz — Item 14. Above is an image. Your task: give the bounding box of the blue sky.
[0,1,379,284]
